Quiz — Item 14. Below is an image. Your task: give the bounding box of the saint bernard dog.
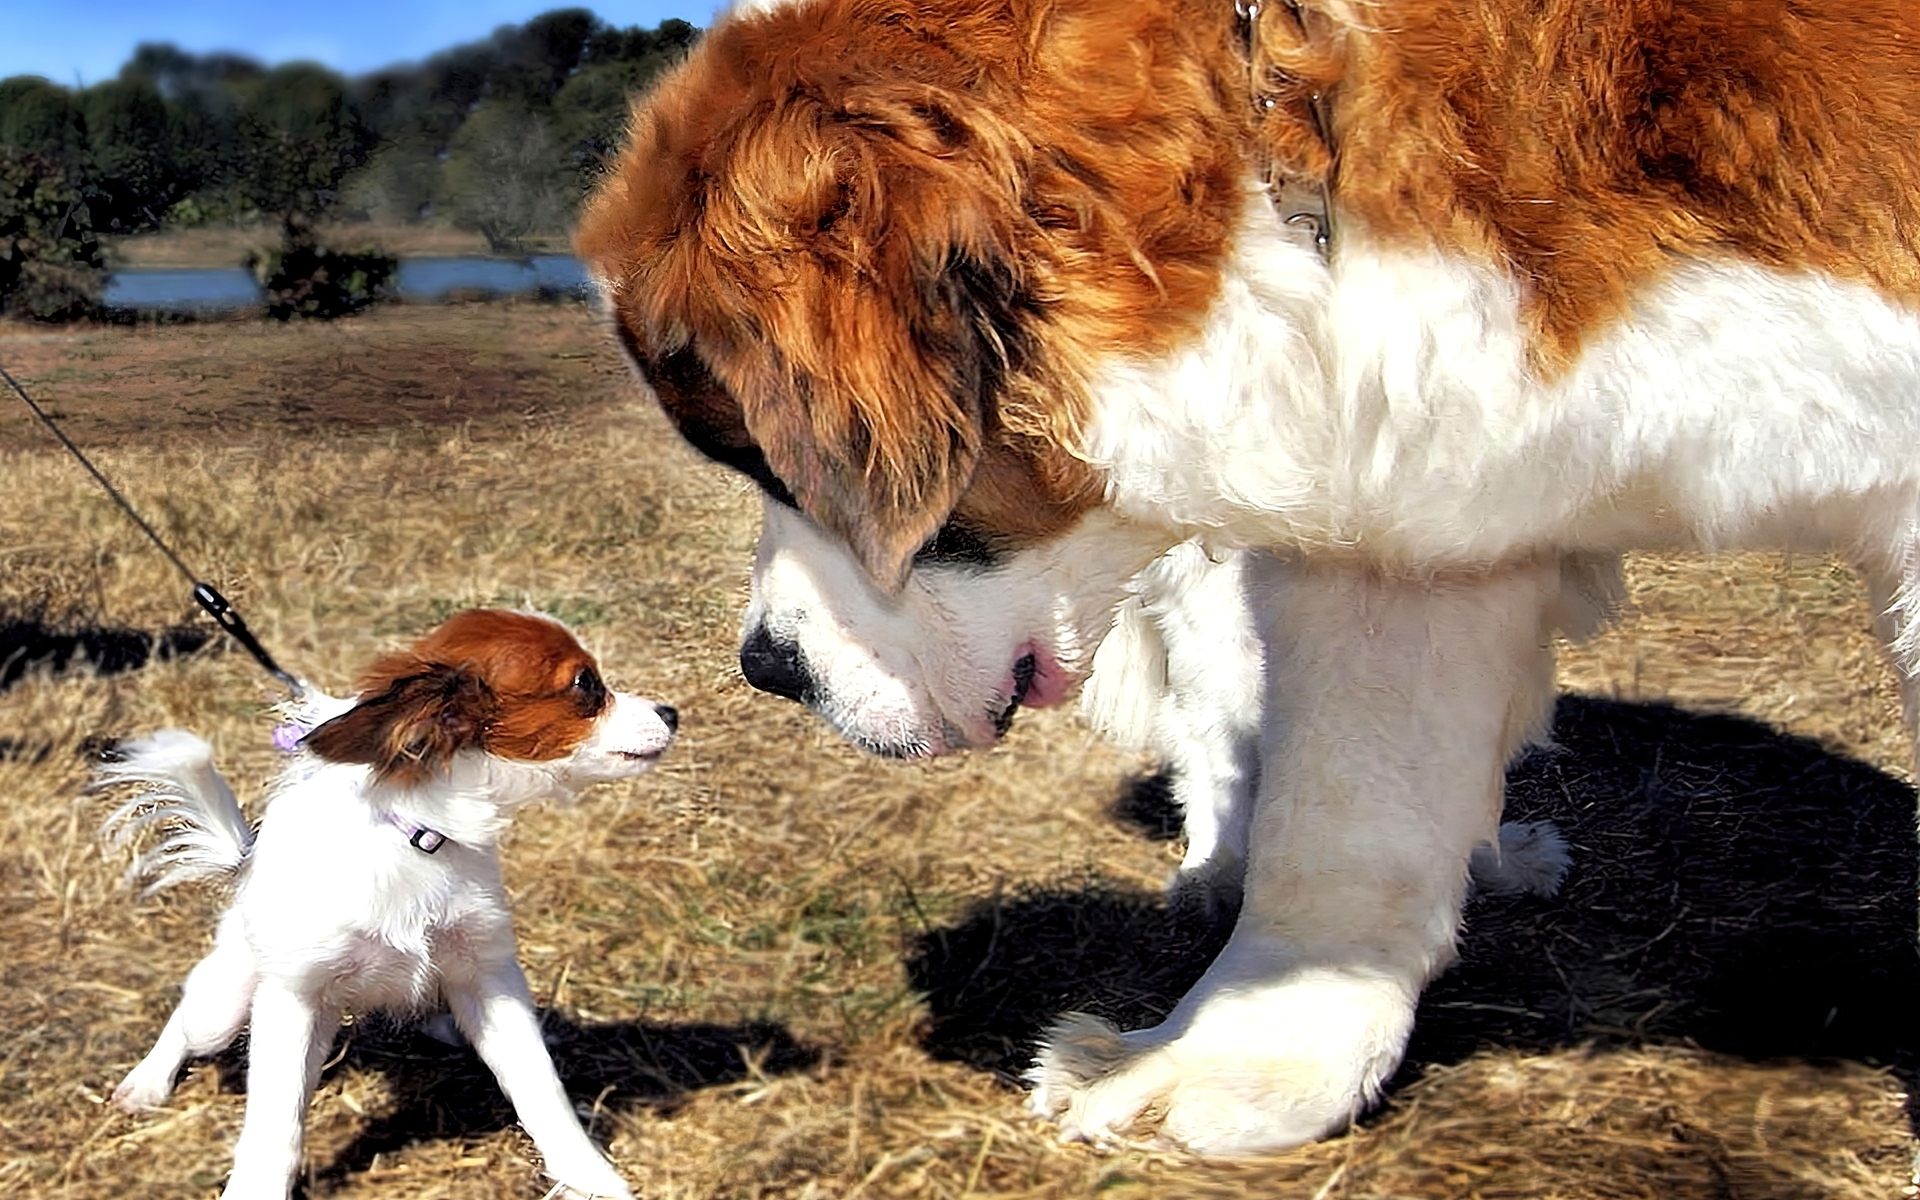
[577,0,1920,1155]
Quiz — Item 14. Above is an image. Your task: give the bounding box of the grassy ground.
[0,303,1913,1198]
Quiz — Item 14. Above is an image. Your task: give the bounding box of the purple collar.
[276,722,451,854]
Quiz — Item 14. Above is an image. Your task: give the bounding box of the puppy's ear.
[303,663,497,786]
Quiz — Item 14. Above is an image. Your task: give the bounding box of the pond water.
[102,267,261,312]
[101,255,592,312]
[395,255,589,301]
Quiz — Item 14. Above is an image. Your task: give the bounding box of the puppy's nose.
[654,704,679,733]
[739,625,814,704]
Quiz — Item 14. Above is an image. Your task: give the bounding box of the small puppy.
[99,609,675,1200]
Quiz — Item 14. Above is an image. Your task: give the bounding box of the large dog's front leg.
[1030,558,1563,1154]
[1084,542,1267,923]
[1145,545,1268,923]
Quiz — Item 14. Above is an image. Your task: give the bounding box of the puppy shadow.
[907,695,1920,1100]
[207,1011,817,1188]
[1,612,211,695]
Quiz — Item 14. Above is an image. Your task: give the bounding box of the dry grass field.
[1,301,1915,1199]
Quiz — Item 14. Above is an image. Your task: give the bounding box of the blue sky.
[0,1,722,87]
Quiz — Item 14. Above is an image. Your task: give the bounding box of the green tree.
[441,104,569,252]
[504,8,600,104]
[236,62,370,236]
[0,77,86,169]
[80,77,175,228]
[551,56,668,177]
[339,135,441,223]
[121,44,261,219]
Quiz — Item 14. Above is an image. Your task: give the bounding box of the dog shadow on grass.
[205,1012,817,1189]
[904,694,1920,1102]
[0,612,211,695]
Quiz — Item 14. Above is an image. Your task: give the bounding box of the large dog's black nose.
[739,626,815,704]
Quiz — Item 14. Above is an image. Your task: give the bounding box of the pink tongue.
[1015,647,1070,709]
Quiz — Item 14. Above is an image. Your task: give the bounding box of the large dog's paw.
[1467,819,1570,898]
[1025,968,1413,1155]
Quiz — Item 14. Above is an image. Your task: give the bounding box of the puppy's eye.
[570,666,608,716]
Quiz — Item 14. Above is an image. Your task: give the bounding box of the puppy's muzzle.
[739,625,816,705]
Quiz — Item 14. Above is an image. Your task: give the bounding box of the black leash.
[0,358,305,699]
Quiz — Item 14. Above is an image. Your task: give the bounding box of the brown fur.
[579,0,1920,567]
[576,0,1249,587]
[1315,0,1920,368]
[305,610,605,783]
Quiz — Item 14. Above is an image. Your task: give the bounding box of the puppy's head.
[576,0,1246,755]
[304,610,677,788]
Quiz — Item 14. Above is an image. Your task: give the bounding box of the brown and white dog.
[577,0,1920,1154]
[103,610,676,1198]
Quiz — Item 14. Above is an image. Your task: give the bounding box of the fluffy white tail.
[96,730,254,895]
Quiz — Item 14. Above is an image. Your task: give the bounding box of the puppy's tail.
[96,730,254,895]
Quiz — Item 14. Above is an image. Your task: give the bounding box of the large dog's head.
[577,0,1261,755]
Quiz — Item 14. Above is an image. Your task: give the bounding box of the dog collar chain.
[1236,0,1336,260]
[382,811,451,854]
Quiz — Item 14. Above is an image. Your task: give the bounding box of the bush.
[247,234,396,320]
[0,151,104,321]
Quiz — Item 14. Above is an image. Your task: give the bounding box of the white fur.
[730,173,1920,1155]
[1084,543,1265,918]
[103,685,674,1199]
[98,730,253,895]
[1031,555,1572,1151]
[744,498,1165,757]
[1087,193,1920,569]
[1080,543,1572,919]
[1468,820,1570,900]
[1014,193,1920,1152]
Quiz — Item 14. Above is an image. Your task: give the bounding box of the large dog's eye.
[569,666,609,717]
[614,324,800,510]
[913,520,999,568]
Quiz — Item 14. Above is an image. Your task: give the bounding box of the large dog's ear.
[582,58,1044,592]
[304,662,497,786]
[741,244,1036,592]
[736,87,1042,591]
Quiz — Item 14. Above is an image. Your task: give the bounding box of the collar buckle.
[408,826,448,854]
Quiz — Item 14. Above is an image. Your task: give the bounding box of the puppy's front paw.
[545,1159,634,1200]
[111,1068,175,1113]
[1026,968,1414,1155]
